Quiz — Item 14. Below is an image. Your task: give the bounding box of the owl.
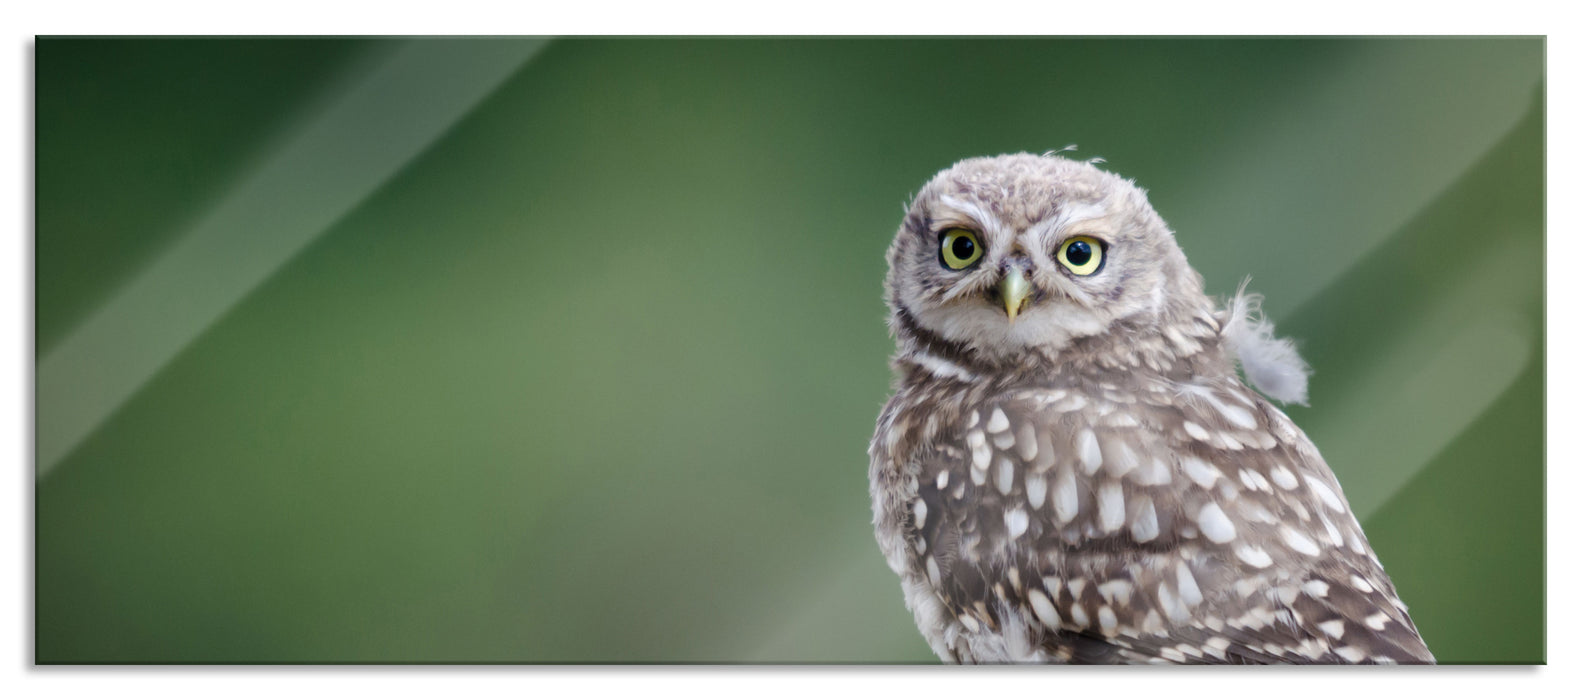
[868,153,1433,664]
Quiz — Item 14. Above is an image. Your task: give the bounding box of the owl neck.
[891,303,1232,389]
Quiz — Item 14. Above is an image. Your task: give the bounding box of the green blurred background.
[34,38,1543,663]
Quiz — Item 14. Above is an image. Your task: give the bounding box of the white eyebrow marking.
[1025,199,1113,253]
[939,195,1013,244]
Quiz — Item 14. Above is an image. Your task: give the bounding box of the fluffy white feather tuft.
[1223,280,1310,405]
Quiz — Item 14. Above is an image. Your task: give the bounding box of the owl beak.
[999,269,1033,322]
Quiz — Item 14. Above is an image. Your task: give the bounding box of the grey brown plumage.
[869,153,1432,664]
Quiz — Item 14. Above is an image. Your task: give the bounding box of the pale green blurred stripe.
[1311,237,1537,520]
[1166,40,1540,316]
[35,38,548,476]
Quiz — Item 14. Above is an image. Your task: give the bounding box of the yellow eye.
[939,229,984,270]
[1056,236,1104,275]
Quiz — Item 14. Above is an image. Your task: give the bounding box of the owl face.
[886,154,1204,363]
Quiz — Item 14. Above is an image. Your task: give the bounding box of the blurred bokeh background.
[34,38,1543,663]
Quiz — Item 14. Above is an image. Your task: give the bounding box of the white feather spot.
[910,352,978,382]
[926,556,941,587]
[1052,467,1078,523]
[1238,469,1259,491]
[958,614,980,633]
[1157,585,1188,623]
[1297,639,1326,660]
[1281,526,1321,556]
[1068,603,1089,628]
[1005,507,1029,538]
[991,430,1016,450]
[1131,497,1159,542]
[1181,384,1262,431]
[1043,577,1063,598]
[1217,480,1240,501]
[1364,612,1390,631]
[1101,436,1140,477]
[1236,500,1277,524]
[1350,575,1374,594]
[1302,579,1331,598]
[1348,532,1368,555]
[1097,481,1125,533]
[1275,585,1299,606]
[1098,605,1118,635]
[1077,428,1102,474]
[1249,607,1276,628]
[1025,473,1048,509]
[986,407,1010,433]
[1196,503,1237,543]
[935,471,949,490]
[1318,513,1344,546]
[1098,580,1133,607]
[969,462,987,485]
[1028,589,1061,628]
[965,409,979,429]
[995,455,1015,495]
[1015,422,1039,461]
[1216,401,1259,430]
[1142,609,1165,635]
[1132,456,1171,486]
[1242,469,1271,492]
[1051,393,1087,413]
[1318,620,1347,640]
[1176,562,1202,607]
[1032,431,1057,472]
[1068,578,1086,599]
[1181,456,1220,489]
[1305,474,1346,513]
[1269,464,1299,490]
[1235,545,1273,568]
[1182,421,1211,442]
[912,500,928,528]
[1334,646,1366,663]
[1103,412,1140,428]
[970,439,991,472]
[1032,388,1067,404]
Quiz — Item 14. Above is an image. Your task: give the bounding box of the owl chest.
[876,387,1129,662]
[881,386,1110,554]
[880,378,1202,581]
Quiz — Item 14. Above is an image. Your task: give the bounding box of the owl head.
[884,153,1310,403]
[884,153,1210,365]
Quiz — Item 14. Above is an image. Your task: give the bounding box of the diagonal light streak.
[36,38,550,478]
[1311,237,1538,521]
[1164,45,1540,320]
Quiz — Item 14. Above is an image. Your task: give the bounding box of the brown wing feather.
[902,377,1433,664]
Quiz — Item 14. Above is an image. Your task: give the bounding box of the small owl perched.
[868,153,1432,664]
